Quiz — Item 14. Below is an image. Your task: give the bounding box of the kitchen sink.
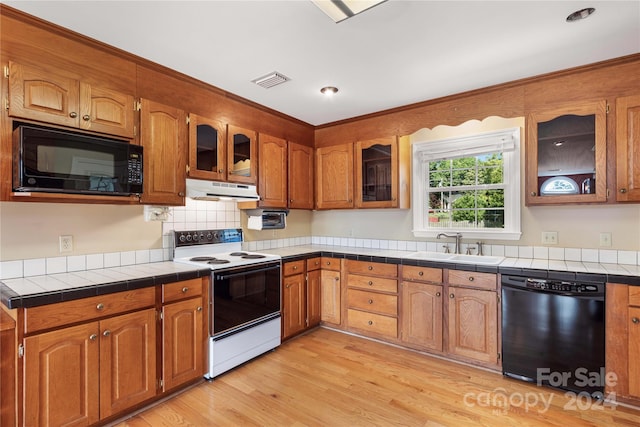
[404,252,504,265]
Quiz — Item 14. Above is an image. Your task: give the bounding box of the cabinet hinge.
[133,125,137,137]
[186,164,190,175]
[3,65,9,79]
[4,98,8,111]
[496,295,501,303]
[606,103,610,114]
[186,115,190,125]
[159,311,163,321]
[497,352,501,361]
[606,188,610,199]
[158,379,163,390]
[135,100,142,111]
[18,343,24,358]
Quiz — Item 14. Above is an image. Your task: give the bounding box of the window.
[412,127,521,240]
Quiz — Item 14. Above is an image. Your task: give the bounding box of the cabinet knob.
[326,261,331,266]
[348,199,352,203]
[197,306,203,312]
[293,266,298,270]
[368,320,373,326]
[103,330,111,337]
[315,261,319,266]
[335,277,339,281]
[96,303,105,310]
[530,191,537,196]
[418,271,424,276]
[286,284,291,288]
[436,292,441,297]
[368,299,373,304]
[89,334,98,341]
[219,169,224,173]
[449,293,455,299]
[69,111,78,118]
[368,266,373,271]
[368,281,373,286]
[468,276,475,282]
[620,188,628,194]
[182,286,189,293]
[82,114,90,121]
[633,317,639,324]
[178,192,185,197]
[290,199,294,203]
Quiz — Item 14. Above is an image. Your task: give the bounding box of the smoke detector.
[252,72,291,89]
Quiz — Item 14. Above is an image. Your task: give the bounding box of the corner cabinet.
[615,94,640,202]
[258,134,288,208]
[525,100,607,205]
[139,98,187,205]
[316,143,354,209]
[288,142,315,209]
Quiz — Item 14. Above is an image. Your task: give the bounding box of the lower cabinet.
[320,258,342,326]
[401,280,443,352]
[282,258,322,340]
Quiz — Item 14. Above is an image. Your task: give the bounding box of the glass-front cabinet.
[227,124,257,185]
[355,136,399,208]
[526,100,607,205]
[187,114,227,181]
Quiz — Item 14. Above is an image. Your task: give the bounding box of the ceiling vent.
[252,72,290,89]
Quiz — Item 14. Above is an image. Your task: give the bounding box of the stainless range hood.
[185,178,260,201]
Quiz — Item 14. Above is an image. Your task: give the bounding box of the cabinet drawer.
[163,278,203,303]
[402,266,443,283]
[306,257,322,271]
[283,260,305,277]
[348,309,397,338]
[347,274,398,293]
[347,289,397,316]
[24,287,155,334]
[346,260,397,278]
[448,270,496,291]
[321,257,341,271]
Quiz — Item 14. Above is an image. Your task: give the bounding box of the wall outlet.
[599,232,612,247]
[59,235,73,253]
[541,231,558,245]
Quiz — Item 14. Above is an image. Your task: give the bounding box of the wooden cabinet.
[447,271,499,367]
[282,258,321,340]
[139,98,187,205]
[8,61,135,138]
[346,260,398,340]
[400,266,443,352]
[259,134,288,208]
[320,257,342,326]
[355,136,398,208]
[306,258,322,328]
[615,94,640,202]
[316,143,354,209]
[227,124,257,185]
[525,100,607,205]
[187,113,227,182]
[161,278,205,392]
[288,142,315,209]
[1,310,16,427]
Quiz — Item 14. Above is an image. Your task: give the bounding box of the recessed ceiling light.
[312,0,387,23]
[566,8,595,22]
[320,86,339,96]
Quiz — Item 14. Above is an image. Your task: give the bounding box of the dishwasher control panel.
[526,278,600,293]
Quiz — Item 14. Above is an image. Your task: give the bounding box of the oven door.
[211,261,281,338]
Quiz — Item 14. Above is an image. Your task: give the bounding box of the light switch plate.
[542,231,558,245]
[599,232,612,247]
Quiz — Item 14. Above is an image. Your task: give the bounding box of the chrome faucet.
[437,233,462,254]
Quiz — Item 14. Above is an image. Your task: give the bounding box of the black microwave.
[13,124,143,196]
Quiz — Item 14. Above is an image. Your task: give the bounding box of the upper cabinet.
[525,100,607,205]
[355,136,400,208]
[139,98,187,205]
[316,143,354,209]
[187,114,227,182]
[616,94,640,202]
[258,134,288,207]
[7,62,135,138]
[227,124,257,185]
[288,142,314,209]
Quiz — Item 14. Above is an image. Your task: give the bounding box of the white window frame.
[412,127,521,240]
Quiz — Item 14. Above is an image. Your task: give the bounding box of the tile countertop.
[258,244,640,286]
[0,262,211,309]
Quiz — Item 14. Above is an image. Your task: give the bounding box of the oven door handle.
[215,264,280,281]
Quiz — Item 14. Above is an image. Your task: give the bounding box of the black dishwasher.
[501,275,605,397]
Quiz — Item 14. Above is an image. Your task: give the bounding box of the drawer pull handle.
[103,330,111,337]
[293,266,298,270]
[89,334,98,341]
[326,262,331,266]
[368,320,373,326]
[418,271,424,276]
[368,281,373,286]
[197,306,203,312]
[633,317,639,324]
[96,303,105,310]
[450,293,455,299]
[436,292,441,297]
[182,287,189,293]
[368,299,373,304]
[468,276,475,282]
[368,266,373,271]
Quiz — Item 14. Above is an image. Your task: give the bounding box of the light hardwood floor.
[114,328,640,426]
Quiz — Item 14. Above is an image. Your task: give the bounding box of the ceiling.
[4,1,639,126]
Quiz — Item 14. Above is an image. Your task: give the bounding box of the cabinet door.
[139,98,187,205]
[616,94,640,202]
[401,281,443,352]
[99,309,156,419]
[628,307,640,398]
[23,322,100,427]
[259,134,288,208]
[227,124,257,184]
[320,269,342,325]
[188,114,227,181]
[316,143,354,209]
[8,61,80,128]
[307,269,322,328]
[162,298,204,392]
[447,287,498,366]
[283,273,306,339]
[526,100,607,205]
[355,137,398,208]
[288,142,314,209]
[79,83,135,138]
